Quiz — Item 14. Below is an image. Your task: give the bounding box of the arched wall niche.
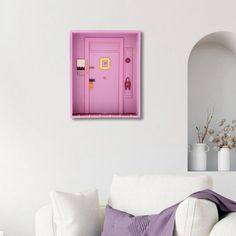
[188,31,236,171]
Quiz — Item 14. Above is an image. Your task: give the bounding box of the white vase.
[218,147,230,171]
[189,143,209,171]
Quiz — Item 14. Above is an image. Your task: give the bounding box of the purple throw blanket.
[102,189,236,236]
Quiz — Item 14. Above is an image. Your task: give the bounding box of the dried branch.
[196,126,201,143]
[195,108,214,143]
[201,108,214,143]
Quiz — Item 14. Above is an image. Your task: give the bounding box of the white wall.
[188,40,236,170]
[1,0,236,235]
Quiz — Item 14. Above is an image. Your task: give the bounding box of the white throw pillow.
[174,197,218,236]
[50,189,100,236]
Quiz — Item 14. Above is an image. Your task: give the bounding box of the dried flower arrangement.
[195,109,214,143]
[208,119,236,150]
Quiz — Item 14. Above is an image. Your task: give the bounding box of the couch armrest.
[35,205,56,236]
[174,197,219,236]
[210,212,236,236]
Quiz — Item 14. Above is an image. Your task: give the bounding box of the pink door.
[85,38,124,114]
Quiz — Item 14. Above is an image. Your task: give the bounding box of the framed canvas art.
[70,30,141,119]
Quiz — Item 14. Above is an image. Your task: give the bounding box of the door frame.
[84,37,124,114]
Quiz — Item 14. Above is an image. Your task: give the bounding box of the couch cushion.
[50,189,100,236]
[174,197,218,236]
[35,204,56,236]
[35,204,106,236]
[209,212,236,236]
[109,175,212,215]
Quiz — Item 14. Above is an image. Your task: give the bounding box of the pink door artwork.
[85,38,124,114]
[71,31,141,118]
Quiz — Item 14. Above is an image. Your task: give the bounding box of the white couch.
[35,175,236,236]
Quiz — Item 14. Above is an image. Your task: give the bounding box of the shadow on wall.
[188,31,236,171]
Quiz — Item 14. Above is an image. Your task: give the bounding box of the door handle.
[89,78,95,82]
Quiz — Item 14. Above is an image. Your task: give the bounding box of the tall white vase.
[189,143,209,171]
[218,147,230,171]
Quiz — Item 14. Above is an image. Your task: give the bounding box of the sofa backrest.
[108,175,212,215]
